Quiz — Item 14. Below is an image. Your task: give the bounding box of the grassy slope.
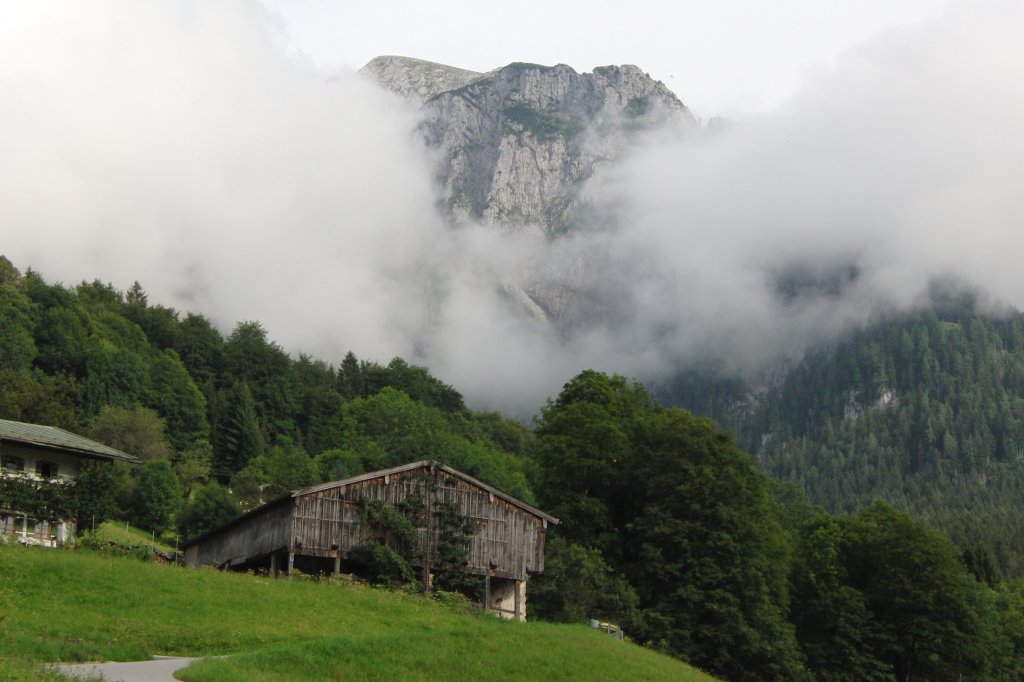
[91,520,178,554]
[0,544,717,681]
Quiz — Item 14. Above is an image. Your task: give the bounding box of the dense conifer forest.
[4,255,1024,681]
[662,290,1024,578]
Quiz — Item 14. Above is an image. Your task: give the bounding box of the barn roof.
[0,418,138,463]
[294,460,559,525]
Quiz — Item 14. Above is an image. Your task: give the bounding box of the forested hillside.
[0,255,533,537]
[529,371,1024,681]
[662,292,1024,577]
[5,255,1024,681]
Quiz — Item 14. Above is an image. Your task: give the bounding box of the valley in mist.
[3,1,1023,415]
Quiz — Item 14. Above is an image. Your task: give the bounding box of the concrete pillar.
[333,554,341,576]
[287,551,295,576]
[514,580,524,622]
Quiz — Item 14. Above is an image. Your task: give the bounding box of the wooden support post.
[287,551,295,576]
[334,554,341,576]
[485,574,491,612]
[423,471,434,594]
[270,553,279,577]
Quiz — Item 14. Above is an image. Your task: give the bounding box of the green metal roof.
[0,419,138,463]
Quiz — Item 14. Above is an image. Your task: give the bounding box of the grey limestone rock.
[361,57,695,322]
[419,61,693,233]
[358,55,484,104]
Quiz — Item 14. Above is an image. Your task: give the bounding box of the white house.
[0,418,137,546]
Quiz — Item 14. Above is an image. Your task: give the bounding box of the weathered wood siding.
[292,465,547,580]
[184,498,295,568]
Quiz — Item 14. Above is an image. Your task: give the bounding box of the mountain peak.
[416,60,693,233]
[360,56,695,323]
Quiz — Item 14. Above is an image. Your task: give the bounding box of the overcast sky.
[2,0,1022,414]
[255,0,951,117]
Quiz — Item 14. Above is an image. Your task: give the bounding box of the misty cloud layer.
[3,1,1023,414]
[1,1,444,365]
[582,2,1024,379]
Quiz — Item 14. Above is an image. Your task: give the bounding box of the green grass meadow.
[0,543,716,681]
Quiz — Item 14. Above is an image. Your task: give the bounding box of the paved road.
[52,656,202,681]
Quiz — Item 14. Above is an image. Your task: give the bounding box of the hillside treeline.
[4,256,1024,681]
[663,294,1024,577]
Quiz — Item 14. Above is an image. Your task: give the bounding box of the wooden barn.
[182,461,558,620]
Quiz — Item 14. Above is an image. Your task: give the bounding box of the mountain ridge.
[361,56,693,233]
[360,56,695,322]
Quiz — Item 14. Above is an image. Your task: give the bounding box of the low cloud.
[539,2,1024,380]
[0,1,443,362]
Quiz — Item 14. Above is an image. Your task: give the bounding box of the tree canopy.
[533,371,807,681]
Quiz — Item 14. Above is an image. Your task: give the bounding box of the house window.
[1,455,25,473]
[36,461,58,479]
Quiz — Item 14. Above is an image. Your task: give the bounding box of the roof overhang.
[0,419,138,463]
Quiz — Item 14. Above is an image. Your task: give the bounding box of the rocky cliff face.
[361,57,692,233]
[359,57,694,321]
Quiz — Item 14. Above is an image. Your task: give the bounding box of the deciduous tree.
[129,459,182,536]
